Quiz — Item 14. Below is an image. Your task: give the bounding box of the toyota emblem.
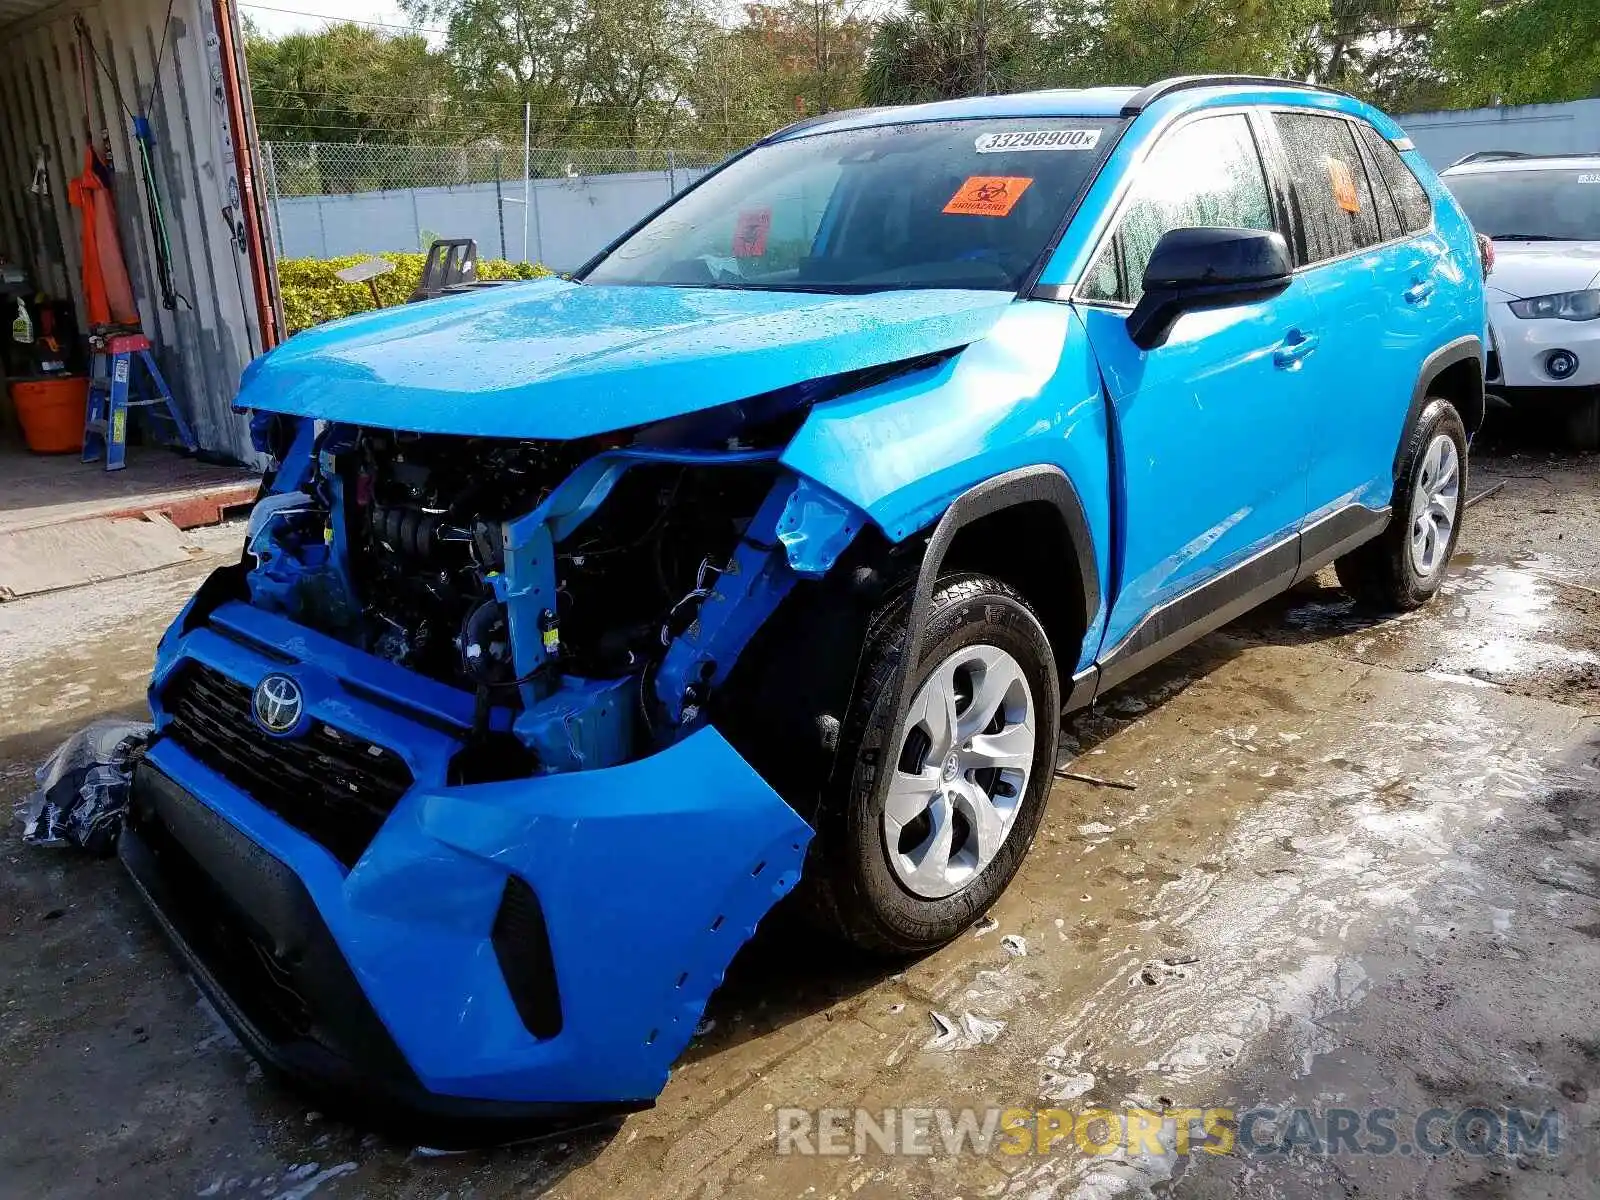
[252,673,305,735]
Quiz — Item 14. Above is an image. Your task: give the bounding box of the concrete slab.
[0,443,258,536]
[0,443,256,600]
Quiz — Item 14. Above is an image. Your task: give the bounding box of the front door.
[1073,111,1320,660]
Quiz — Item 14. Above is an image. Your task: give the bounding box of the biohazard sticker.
[944,176,1032,217]
[975,129,1100,153]
[1326,157,1361,214]
[731,208,771,256]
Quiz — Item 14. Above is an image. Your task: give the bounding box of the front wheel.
[1336,397,1468,611]
[801,573,1060,955]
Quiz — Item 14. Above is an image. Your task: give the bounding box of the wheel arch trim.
[907,464,1100,672]
[1398,334,1484,480]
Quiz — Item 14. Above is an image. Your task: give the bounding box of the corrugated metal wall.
[0,0,263,462]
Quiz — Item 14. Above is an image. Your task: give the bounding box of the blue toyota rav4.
[124,76,1485,1140]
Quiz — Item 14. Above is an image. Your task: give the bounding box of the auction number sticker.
[975,129,1100,153]
[944,175,1033,217]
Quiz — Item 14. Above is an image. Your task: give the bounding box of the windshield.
[1444,167,1600,241]
[583,118,1122,293]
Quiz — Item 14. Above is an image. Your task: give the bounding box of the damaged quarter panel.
[782,301,1112,671]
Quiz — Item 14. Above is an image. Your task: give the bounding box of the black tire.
[800,573,1061,955]
[1335,396,1468,611]
[1565,396,1600,453]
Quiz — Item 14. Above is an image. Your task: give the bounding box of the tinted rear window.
[1274,112,1382,263]
[1358,124,1433,233]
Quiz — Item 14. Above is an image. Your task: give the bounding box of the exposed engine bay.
[240,403,875,775]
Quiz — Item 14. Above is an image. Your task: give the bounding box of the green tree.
[1089,0,1325,82]
[400,0,716,149]
[1289,0,1451,112]
[862,0,1044,106]
[863,0,1326,107]
[1436,0,1600,106]
[741,0,875,114]
[245,20,450,144]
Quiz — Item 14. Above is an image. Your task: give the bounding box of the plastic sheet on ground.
[20,719,151,855]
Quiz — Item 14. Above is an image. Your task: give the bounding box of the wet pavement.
[2,436,1597,1199]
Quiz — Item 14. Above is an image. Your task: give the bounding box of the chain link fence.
[260,141,738,271]
[262,142,734,197]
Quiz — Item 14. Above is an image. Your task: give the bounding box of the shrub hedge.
[277,252,553,333]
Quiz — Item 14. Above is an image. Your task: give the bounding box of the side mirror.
[1127,227,1293,350]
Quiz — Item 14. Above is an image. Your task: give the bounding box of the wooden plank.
[0,513,203,600]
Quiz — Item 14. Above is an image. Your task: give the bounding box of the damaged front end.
[128,370,915,1141]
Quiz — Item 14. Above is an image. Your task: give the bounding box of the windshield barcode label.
[975,129,1101,153]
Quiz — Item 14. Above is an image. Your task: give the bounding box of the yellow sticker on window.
[943,175,1032,217]
[1327,157,1360,214]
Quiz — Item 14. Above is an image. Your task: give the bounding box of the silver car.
[1441,152,1600,449]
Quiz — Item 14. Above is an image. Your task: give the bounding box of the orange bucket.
[9,376,87,454]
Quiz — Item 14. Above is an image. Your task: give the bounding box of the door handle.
[1404,279,1436,304]
[1273,331,1319,368]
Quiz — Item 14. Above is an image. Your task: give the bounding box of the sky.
[237,1,443,44]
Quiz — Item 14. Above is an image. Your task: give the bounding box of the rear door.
[1073,111,1321,658]
[1264,110,1441,525]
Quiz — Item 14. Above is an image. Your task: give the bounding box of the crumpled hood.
[1486,241,1600,300]
[239,279,1017,439]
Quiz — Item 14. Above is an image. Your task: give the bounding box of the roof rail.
[1121,75,1349,116]
[763,106,891,142]
[1447,150,1536,168]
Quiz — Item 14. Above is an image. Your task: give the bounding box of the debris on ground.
[20,720,151,855]
[972,915,999,936]
[927,1010,1007,1050]
[1054,768,1138,790]
[1000,934,1028,957]
[1465,480,1507,508]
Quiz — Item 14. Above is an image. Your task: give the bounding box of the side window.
[1273,112,1382,262]
[1359,135,1402,240]
[1358,122,1434,234]
[1080,114,1273,304]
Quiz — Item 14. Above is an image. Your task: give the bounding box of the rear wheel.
[802,573,1060,955]
[1336,397,1467,611]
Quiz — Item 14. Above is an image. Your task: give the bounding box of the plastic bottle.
[11,297,33,344]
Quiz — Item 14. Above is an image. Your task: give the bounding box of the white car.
[1440,152,1600,449]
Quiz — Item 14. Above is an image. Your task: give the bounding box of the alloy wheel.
[882,644,1036,900]
[1409,433,1460,578]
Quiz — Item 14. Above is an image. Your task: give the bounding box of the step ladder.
[82,332,197,471]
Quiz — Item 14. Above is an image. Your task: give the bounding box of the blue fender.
[781,301,1113,671]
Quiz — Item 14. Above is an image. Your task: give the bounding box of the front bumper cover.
[121,765,635,1145]
[126,600,813,1144]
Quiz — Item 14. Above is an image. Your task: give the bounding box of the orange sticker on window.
[943,175,1032,217]
[1326,157,1360,214]
[731,208,771,256]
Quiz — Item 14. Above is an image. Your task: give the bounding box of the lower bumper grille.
[160,662,413,868]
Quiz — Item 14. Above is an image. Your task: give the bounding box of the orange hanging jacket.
[67,145,139,330]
